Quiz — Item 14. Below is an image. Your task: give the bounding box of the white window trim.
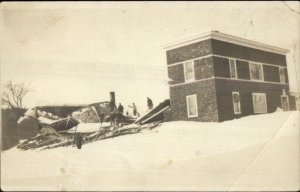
[252,93,268,114]
[279,67,286,84]
[281,95,290,111]
[232,92,241,114]
[213,54,287,69]
[249,62,265,82]
[183,60,195,82]
[170,77,289,88]
[186,94,198,118]
[229,59,238,79]
[214,77,288,85]
[296,96,300,111]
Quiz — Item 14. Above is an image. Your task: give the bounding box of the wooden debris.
[18,121,162,151]
[134,99,170,125]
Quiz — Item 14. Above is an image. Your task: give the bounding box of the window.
[296,96,300,111]
[184,61,195,82]
[279,67,285,83]
[281,96,289,111]
[186,94,198,118]
[229,59,237,79]
[252,93,267,113]
[232,92,241,114]
[250,63,264,81]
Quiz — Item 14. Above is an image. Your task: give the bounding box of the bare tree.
[1,81,33,109]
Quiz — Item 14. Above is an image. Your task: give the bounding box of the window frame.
[279,67,285,84]
[232,92,241,114]
[186,94,198,118]
[183,60,195,82]
[296,96,300,111]
[229,59,238,79]
[281,95,289,111]
[249,62,264,82]
[252,93,268,114]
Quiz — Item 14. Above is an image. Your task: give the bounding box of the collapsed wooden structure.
[134,99,170,124]
[17,98,170,150]
[17,122,161,150]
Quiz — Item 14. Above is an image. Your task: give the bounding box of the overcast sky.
[1,1,299,113]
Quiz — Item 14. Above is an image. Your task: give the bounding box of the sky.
[1,1,299,113]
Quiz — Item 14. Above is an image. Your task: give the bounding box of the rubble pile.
[16,97,169,150]
[72,106,101,123]
[18,121,162,151]
[18,127,68,150]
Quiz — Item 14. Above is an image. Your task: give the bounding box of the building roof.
[163,30,289,55]
[35,105,86,108]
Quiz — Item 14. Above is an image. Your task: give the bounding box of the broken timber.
[41,117,79,131]
[133,99,170,125]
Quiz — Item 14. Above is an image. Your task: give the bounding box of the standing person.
[110,109,117,129]
[109,100,116,112]
[117,103,124,126]
[128,103,138,117]
[73,133,84,149]
[109,100,117,129]
[99,112,105,128]
[132,103,137,116]
[147,97,153,110]
[118,103,124,114]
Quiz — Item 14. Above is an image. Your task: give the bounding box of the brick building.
[165,31,296,122]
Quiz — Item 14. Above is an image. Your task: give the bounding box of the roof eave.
[163,31,289,55]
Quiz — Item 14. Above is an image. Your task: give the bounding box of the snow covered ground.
[68,122,111,133]
[1,111,299,191]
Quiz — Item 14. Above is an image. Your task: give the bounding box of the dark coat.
[99,113,105,123]
[147,98,153,108]
[74,134,84,149]
[109,101,116,112]
[118,104,124,114]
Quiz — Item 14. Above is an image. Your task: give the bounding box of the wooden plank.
[141,106,169,124]
[133,99,170,124]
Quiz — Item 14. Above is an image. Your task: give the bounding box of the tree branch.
[1,81,32,109]
[2,92,16,109]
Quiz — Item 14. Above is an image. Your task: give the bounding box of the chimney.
[110,92,116,105]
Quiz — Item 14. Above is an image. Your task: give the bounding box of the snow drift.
[1,111,299,191]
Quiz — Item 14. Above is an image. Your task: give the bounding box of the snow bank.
[68,122,111,133]
[1,111,299,191]
[38,116,55,124]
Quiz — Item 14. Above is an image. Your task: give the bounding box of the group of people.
[128,97,153,116]
[109,102,124,129]
[110,97,154,128]
[73,97,154,150]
